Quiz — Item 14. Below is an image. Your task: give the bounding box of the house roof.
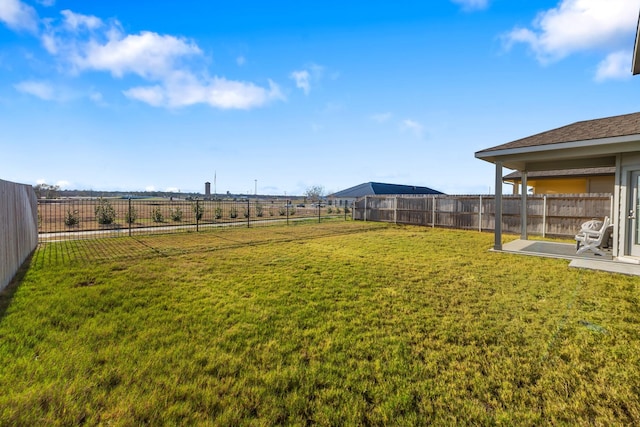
[329,182,444,198]
[477,112,640,155]
[475,112,640,171]
[503,167,616,181]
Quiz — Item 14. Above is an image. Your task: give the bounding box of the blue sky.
[1,0,639,195]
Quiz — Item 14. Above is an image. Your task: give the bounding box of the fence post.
[286,200,289,225]
[542,195,547,238]
[364,196,367,222]
[196,199,200,232]
[432,196,436,228]
[247,199,250,228]
[318,202,321,223]
[394,196,398,224]
[128,197,132,237]
[479,195,482,232]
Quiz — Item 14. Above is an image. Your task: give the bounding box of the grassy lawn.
[1,221,639,425]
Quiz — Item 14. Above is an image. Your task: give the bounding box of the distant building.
[205,182,211,198]
[328,182,444,207]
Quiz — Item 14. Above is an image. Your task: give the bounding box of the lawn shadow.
[0,252,34,322]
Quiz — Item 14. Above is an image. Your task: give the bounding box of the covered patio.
[475,112,640,276]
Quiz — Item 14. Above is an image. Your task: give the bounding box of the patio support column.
[521,171,528,240]
[494,162,503,250]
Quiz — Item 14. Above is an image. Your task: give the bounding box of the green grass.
[1,222,639,425]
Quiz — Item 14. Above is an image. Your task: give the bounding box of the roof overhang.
[475,134,640,171]
[634,12,640,75]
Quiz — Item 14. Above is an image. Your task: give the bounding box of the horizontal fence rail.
[1,179,38,291]
[38,198,351,241]
[354,194,613,238]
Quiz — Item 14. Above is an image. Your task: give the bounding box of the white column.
[521,171,528,240]
[495,162,503,250]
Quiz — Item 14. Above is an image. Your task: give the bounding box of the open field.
[1,222,639,424]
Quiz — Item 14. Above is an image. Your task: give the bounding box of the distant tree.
[34,183,60,199]
[304,185,325,203]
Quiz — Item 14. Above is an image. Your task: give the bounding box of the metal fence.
[353,194,613,238]
[38,198,351,241]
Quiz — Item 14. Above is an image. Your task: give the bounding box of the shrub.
[125,205,137,224]
[335,207,341,214]
[95,198,116,225]
[170,207,183,222]
[192,202,204,221]
[290,207,296,215]
[243,207,250,218]
[230,206,238,218]
[327,207,333,214]
[279,206,287,216]
[255,204,264,217]
[152,207,164,223]
[64,209,80,227]
[214,206,222,220]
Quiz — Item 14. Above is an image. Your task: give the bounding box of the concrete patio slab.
[496,239,640,276]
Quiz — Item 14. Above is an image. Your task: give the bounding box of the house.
[503,167,615,195]
[328,182,444,207]
[475,111,640,264]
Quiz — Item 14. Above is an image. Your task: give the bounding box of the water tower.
[205,182,211,199]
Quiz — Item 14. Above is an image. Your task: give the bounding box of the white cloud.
[14,80,55,100]
[290,63,327,95]
[503,0,638,63]
[371,112,392,123]
[124,74,284,109]
[290,70,311,95]
[400,119,424,138]
[451,0,489,12]
[145,185,156,192]
[595,50,632,81]
[0,0,38,32]
[60,10,103,31]
[38,9,284,110]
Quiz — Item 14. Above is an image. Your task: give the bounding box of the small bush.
[192,202,204,221]
[279,206,286,216]
[95,198,116,225]
[125,205,137,224]
[335,207,341,214]
[327,207,333,214]
[170,207,183,222]
[230,207,238,218]
[255,204,264,217]
[214,207,222,220]
[243,207,250,218]
[64,209,80,227]
[152,207,164,223]
[290,208,296,216]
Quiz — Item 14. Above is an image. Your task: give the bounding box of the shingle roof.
[477,112,640,154]
[329,182,444,198]
[503,167,616,180]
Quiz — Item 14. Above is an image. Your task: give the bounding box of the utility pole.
[255,179,257,196]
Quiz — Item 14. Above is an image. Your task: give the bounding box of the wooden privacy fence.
[353,194,613,237]
[1,179,38,291]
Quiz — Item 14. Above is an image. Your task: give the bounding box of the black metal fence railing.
[38,198,351,241]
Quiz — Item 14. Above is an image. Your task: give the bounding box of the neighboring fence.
[38,198,351,241]
[1,179,38,291]
[353,194,613,238]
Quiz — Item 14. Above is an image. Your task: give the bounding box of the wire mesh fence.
[38,198,351,242]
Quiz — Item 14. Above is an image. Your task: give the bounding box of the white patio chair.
[575,216,610,256]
